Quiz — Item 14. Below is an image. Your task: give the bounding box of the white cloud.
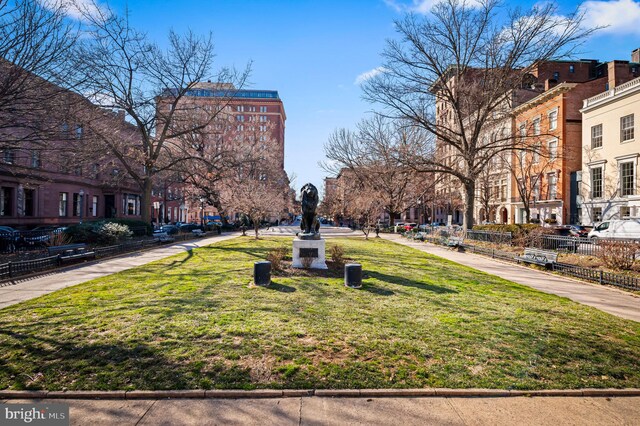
[354,67,387,85]
[384,0,482,14]
[39,0,105,21]
[580,0,640,35]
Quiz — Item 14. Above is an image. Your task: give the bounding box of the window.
[91,164,99,179]
[519,124,526,142]
[548,110,558,130]
[236,115,244,122]
[123,194,140,216]
[259,115,267,122]
[24,188,34,216]
[3,149,15,164]
[532,144,540,164]
[548,173,557,199]
[59,192,68,216]
[591,167,603,198]
[593,207,602,222]
[0,187,13,216]
[259,125,267,132]
[236,105,244,112]
[591,124,603,148]
[531,176,540,200]
[533,117,541,135]
[553,71,560,80]
[260,106,267,113]
[92,196,98,217]
[237,124,244,132]
[548,139,558,161]
[621,206,631,218]
[75,125,83,138]
[620,161,635,196]
[569,65,575,73]
[74,166,82,176]
[72,193,81,216]
[621,114,634,142]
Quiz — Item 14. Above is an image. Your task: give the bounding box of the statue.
[299,183,320,240]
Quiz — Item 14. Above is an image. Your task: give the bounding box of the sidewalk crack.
[135,399,157,426]
[298,397,303,426]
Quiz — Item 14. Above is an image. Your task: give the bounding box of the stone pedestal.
[292,237,328,269]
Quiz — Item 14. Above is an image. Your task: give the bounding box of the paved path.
[263,225,358,237]
[383,234,640,322]
[0,233,240,310]
[3,396,639,425]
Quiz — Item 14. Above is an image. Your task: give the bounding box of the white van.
[588,219,640,240]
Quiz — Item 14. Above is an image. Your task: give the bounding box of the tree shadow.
[0,328,250,390]
[265,281,296,293]
[364,271,457,294]
[361,284,395,296]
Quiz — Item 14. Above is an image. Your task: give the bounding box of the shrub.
[266,247,287,271]
[523,226,555,249]
[64,222,101,244]
[300,256,313,269]
[330,244,346,267]
[105,219,152,236]
[599,240,640,271]
[97,222,133,244]
[474,224,541,247]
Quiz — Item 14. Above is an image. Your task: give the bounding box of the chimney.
[545,78,558,91]
[632,48,640,63]
[607,60,631,89]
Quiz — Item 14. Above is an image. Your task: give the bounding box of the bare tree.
[70,2,250,222]
[0,0,78,149]
[324,115,434,224]
[221,147,289,239]
[362,0,595,229]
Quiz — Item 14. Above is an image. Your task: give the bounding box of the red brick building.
[0,67,143,228]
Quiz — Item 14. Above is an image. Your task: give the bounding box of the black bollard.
[254,261,271,287]
[344,263,362,288]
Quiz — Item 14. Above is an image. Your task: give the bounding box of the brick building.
[0,66,143,228]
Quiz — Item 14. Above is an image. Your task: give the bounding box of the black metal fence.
[408,231,640,292]
[0,231,206,282]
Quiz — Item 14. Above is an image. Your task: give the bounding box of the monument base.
[292,237,328,269]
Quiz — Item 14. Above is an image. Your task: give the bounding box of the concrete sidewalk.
[383,234,640,322]
[3,396,639,425]
[0,232,240,310]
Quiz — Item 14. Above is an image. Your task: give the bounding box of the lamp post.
[79,189,84,224]
[199,197,205,227]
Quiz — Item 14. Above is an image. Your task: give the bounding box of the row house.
[580,61,640,224]
[512,56,639,226]
[0,65,142,228]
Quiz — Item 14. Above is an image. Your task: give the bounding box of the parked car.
[541,226,580,252]
[567,225,590,238]
[588,219,640,240]
[404,223,418,231]
[179,223,204,233]
[0,225,19,252]
[155,225,180,235]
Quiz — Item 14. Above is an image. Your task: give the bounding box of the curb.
[1,389,639,399]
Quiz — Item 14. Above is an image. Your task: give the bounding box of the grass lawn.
[1,237,639,391]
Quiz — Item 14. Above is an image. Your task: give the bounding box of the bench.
[446,236,464,248]
[47,243,96,263]
[153,232,175,243]
[516,248,558,269]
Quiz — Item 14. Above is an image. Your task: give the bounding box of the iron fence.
[0,230,207,282]
[409,232,640,292]
[465,230,513,245]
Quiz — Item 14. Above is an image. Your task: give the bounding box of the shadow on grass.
[361,284,395,296]
[0,328,252,390]
[365,271,457,294]
[266,281,296,293]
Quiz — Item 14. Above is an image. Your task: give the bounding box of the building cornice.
[512,83,577,115]
[581,76,640,112]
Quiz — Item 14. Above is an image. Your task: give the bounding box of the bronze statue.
[299,183,320,240]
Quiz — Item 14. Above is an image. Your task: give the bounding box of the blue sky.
[70,0,640,194]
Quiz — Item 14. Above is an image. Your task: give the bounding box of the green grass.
[1,237,639,391]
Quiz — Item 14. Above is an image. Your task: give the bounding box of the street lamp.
[79,189,84,224]
[199,197,205,227]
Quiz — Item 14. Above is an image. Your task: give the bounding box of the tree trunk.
[141,177,153,224]
[254,222,260,240]
[463,180,475,231]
